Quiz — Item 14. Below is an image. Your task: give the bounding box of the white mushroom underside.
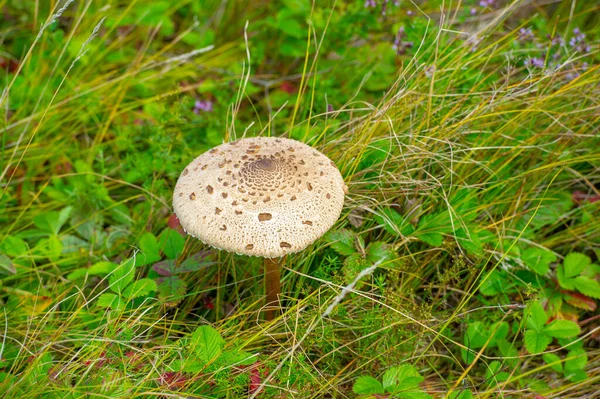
[173,136,346,257]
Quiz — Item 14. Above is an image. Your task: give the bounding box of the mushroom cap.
[173,137,347,258]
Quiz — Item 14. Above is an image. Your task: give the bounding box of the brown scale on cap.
[173,137,347,257]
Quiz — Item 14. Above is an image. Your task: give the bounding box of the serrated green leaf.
[556,265,576,290]
[526,302,548,332]
[136,232,161,267]
[524,330,551,354]
[542,353,563,373]
[89,261,117,275]
[563,252,591,278]
[383,364,423,392]
[365,241,394,264]
[522,247,556,275]
[122,278,157,299]
[97,293,124,310]
[158,276,187,301]
[342,253,367,283]
[353,375,384,394]
[565,348,587,372]
[544,319,580,338]
[399,391,433,399]
[190,325,225,364]
[325,229,356,256]
[159,229,185,259]
[573,276,600,299]
[109,258,136,294]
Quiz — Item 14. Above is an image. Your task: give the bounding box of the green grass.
[1,0,599,397]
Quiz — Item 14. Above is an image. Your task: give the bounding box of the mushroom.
[173,136,347,320]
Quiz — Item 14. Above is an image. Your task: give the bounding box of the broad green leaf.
[158,276,187,302]
[563,252,591,278]
[109,258,136,294]
[524,330,551,354]
[33,207,72,235]
[497,339,519,363]
[136,232,161,267]
[353,375,384,394]
[179,251,215,273]
[573,276,600,299]
[522,247,556,275]
[0,236,28,257]
[365,241,394,264]
[97,293,124,310]
[122,278,157,299]
[67,262,116,280]
[526,302,548,332]
[216,350,255,367]
[342,253,367,283]
[152,259,176,276]
[374,207,414,237]
[455,226,483,256]
[88,261,117,275]
[449,390,473,399]
[398,391,433,399]
[566,369,588,383]
[485,361,506,383]
[491,322,509,342]
[416,232,443,247]
[383,364,423,392]
[544,319,580,338]
[0,254,16,275]
[47,236,63,259]
[464,322,488,349]
[479,270,511,296]
[159,229,185,259]
[190,325,225,364]
[565,348,587,372]
[556,266,576,290]
[325,229,356,256]
[542,353,563,373]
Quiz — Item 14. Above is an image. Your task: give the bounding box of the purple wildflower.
[525,57,544,68]
[364,0,376,8]
[518,27,535,42]
[548,34,565,46]
[569,28,590,53]
[392,27,413,55]
[193,100,213,114]
[424,65,435,78]
[470,8,477,15]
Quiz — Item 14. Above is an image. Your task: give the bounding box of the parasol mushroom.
[173,136,347,320]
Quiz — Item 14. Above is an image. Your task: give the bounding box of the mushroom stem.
[264,257,282,321]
